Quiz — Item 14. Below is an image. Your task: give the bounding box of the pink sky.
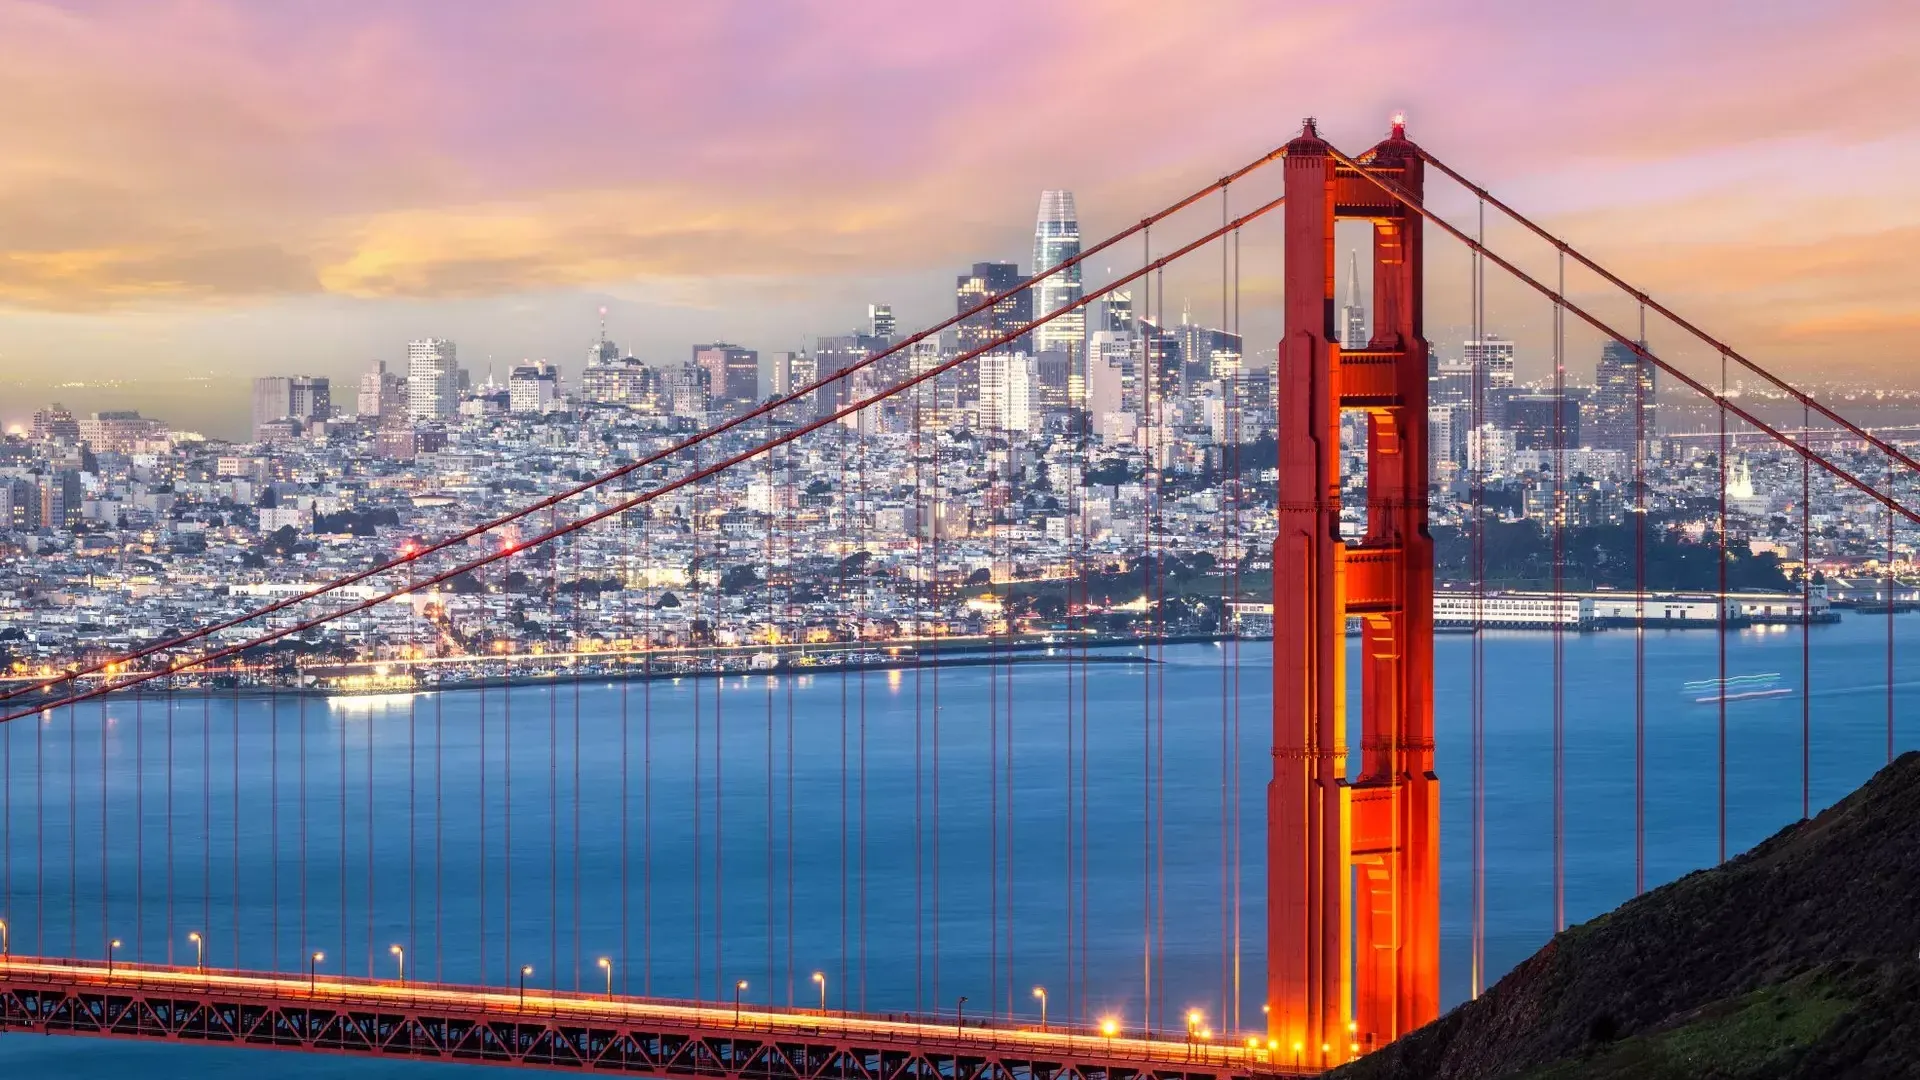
[2,0,1918,406]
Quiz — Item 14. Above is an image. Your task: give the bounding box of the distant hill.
[1333,752,1920,1080]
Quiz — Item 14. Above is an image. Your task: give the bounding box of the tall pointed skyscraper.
[1031,190,1083,357]
[1340,249,1367,349]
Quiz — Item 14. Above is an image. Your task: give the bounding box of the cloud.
[0,0,1915,395]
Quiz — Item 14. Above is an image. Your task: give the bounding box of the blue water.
[0,617,1913,1075]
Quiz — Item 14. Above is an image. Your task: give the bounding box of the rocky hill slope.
[1332,751,1920,1079]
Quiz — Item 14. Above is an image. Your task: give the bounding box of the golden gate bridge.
[0,117,1913,1076]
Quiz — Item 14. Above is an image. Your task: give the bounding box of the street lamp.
[1292,1041,1303,1069]
[956,995,968,1034]
[1032,986,1047,1031]
[812,971,827,1013]
[389,944,406,985]
[734,979,748,1026]
[1100,1017,1117,1052]
[519,964,533,1008]
[187,932,204,970]
[0,918,8,959]
[309,951,324,993]
[107,938,122,978]
[599,957,613,1000]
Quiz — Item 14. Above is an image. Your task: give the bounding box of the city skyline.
[0,0,1916,408]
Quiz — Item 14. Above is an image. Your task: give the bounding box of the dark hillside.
[1333,751,1920,1080]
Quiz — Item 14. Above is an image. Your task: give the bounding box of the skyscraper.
[768,351,800,398]
[252,375,331,438]
[1031,190,1082,356]
[1340,250,1367,350]
[977,352,1038,433]
[868,304,896,344]
[357,360,407,420]
[407,338,459,420]
[1588,339,1658,452]
[508,362,559,414]
[1463,337,1516,424]
[692,343,760,412]
[956,261,1032,357]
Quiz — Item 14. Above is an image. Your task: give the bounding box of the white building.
[1466,424,1514,474]
[977,352,1038,433]
[407,338,459,420]
[1433,592,1593,629]
[508,362,558,414]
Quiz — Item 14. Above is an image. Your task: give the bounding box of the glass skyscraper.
[1030,190,1083,356]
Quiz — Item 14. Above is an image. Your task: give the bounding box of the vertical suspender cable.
[1140,224,1154,1030]
[550,508,562,991]
[1888,455,1896,764]
[1154,260,1169,1029]
[695,474,710,999]
[1801,402,1811,820]
[1717,350,1728,865]
[644,511,654,996]
[1468,198,1486,998]
[1219,182,1233,1024]
[1552,251,1566,933]
[621,476,633,994]
[859,408,870,1011]
[478,593,489,983]
[1634,303,1647,895]
[756,432,771,999]
[1230,221,1244,1032]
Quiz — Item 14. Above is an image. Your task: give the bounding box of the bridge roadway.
[0,957,1318,1078]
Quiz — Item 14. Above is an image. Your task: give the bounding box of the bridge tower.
[1269,116,1438,1059]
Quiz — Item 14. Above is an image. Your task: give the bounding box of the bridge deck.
[0,958,1317,1078]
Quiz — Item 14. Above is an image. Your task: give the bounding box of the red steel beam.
[0,958,1315,1078]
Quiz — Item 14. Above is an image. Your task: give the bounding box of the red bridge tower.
[1269,116,1438,1059]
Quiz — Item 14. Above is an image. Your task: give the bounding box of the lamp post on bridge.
[1032,986,1047,1032]
[310,951,324,994]
[812,971,827,1013]
[106,938,121,979]
[599,957,613,1001]
[187,931,203,971]
[519,965,533,1009]
[389,944,405,986]
[734,979,748,1026]
[955,995,968,1035]
[1,917,8,961]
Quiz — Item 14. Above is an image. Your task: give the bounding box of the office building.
[1463,337,1516,425]
[407,338,460,420]
[956,261,1033,363]
[78,411,166,454]
[252,375,331,439]
[693,343,760,412]
[1505,393,1582,452]
[357,359,408,419]
[509,362,559,414]
[977,352,1038,433]
[31,404,81,444]
[1589,340,1658,452]
[868,304,896,344]
[1340,250,1367,350]
[1031,190,1083,356]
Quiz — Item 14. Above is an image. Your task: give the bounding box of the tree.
[720,565,763,595]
